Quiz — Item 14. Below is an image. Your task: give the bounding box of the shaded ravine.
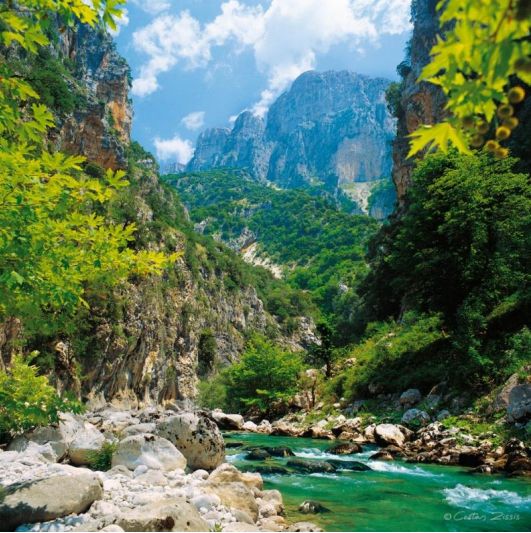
[224,433,531,532]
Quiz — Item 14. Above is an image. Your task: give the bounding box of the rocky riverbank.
[0,405,322,533]
[208,379,531,478]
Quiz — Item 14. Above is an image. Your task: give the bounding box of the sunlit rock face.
[55,22,132,170]
[187,70,396,215]
[392,0,446,204]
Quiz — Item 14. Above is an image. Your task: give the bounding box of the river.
[224,432,531,532]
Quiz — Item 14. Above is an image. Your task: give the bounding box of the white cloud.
[154,135,194,163]
[130,0,170,15]
[181,111,205,131]
[131,0,412,111]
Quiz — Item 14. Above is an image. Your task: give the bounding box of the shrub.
[0,355,82,440]
[223,334,304,414]
[197,374,228,411]
[87,441,117,471]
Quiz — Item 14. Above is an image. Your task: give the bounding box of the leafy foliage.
[409,0,531,157]
[0,1,174,338]
[221,335,303,414]
[168,170,378,343]
[0,355,82,439]
[358,151,530,389]
[87,441,117,471]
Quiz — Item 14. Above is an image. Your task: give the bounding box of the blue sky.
[114,0,412,164]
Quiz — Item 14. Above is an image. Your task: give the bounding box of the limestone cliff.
[55,22,132,169]
[187,71,396,215]
[13,21,317,403]
[391,0,446,204]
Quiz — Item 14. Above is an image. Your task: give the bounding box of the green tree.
[0,1,175,339]
[0,354,81,439]
[223,335,303,414]
[360,151,530,387]
[306,321,336,378]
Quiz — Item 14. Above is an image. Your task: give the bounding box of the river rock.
[301,426,335,440]
[112,433,187,471]
[298,500,330,514]
[209,463,263,490]
[327,459,371,471]
[507,383,531,422]
[224,523,260,532]
[261,489,284,515]
[116,497,209,531]
[257,420,273,434]
[211,410,244,430]
[286,458,336,473]
[270,420,302,437]
[374,424,409,447]
[400,388,422,406]
[243,421,259,432]
[401,408,431,427]
[122,422,157,437]
[0,472,103,530]
[259,516,288,532]
[370,450,394,461]
[326,442,362,455]
[245,465,290,475]
[68,423,106,465]
[264,446,295,457]
[203,482,259,521]
[245,448,271,461]
[156,412,225,470]
[8,426,67,463]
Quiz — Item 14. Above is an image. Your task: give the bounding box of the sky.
[114,0,413,165]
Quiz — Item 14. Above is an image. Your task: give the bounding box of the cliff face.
[55,23,132,170]
[16,21,317,404]
[392,0,446,203]
[187,71,396,215]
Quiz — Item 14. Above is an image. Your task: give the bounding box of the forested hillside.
[167,170,379,343]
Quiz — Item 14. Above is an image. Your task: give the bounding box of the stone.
[264,446,294,457]
[370,451,394,461]
[68,424,105,466]
[100,527,125,532]
[507,384,531,422]
[288,522,324,532]
[459,450,486,468]
[301,426,335,440]
[399,389,422,406]
[209,463,264,491]
[210,410,244,430]
[116,497,209,532]
[191,493,221,511]
[374,424,406,447]
[8,426,67,462]
[245,448,271,461]
[242,421,258,432]
[246,465,289,475]
[259,516,287,532]
[326,442,362,455]
[156,412,225,470]
[326,459,371,471]
[203,482,259,521]
[270,421,302,437]
[224,523,260,532]
[401,408,431,427]
[112,433,186,472]
[298,500,331,514]
[122,423,157,437]
[261,489,284,515]
[286,458,336,474]
[0,472,103,530]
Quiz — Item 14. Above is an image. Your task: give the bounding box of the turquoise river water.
[224,432,531,532]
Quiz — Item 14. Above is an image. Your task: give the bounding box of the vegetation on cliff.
[168,170,378,344]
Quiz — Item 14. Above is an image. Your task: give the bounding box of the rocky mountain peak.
[186,69,396,216]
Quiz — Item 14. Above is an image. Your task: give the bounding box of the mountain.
[186,71,397,218]
[167,169,379,343]
[4,20,318,403]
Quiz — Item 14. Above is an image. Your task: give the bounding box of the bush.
[197,374,228,410]
[223,334,304,414]
[87,441,117,471]
[0,355,82,440]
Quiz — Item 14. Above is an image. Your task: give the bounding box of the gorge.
[0,0,529,532]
